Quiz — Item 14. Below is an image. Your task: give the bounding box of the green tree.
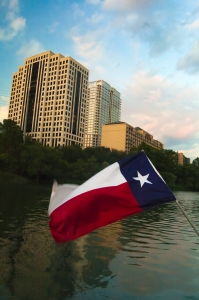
[0,119,23,172]
[101,161,110,169]
[192,157,199,167]
[175,164,199,191]
[20,143,66,181]
[161,171,176,190]
[60,144,87,163]
[129,142,157,163]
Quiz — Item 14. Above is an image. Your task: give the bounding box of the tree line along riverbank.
[0,119,199,191]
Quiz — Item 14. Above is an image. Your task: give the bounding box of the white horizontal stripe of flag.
[48,162,126,215]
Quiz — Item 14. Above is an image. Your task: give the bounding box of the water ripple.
[1,188,199,300]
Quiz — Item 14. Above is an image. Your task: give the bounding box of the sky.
[0,0,199,161]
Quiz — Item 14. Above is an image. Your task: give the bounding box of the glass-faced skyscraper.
[8,51,89,147]
[84,80,121,148]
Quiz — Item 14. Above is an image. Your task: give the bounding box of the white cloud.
[94,65,105,74]
[0,95,9,103]
[0,0,25,41]
[72,3,84,18]
[0,106,8,123]
[187,18,199,30]
[144,89,162,103]
[88,65,106,81]
[183,145,199,161]
[49,22,59,33]
[10,16,25,31]
[102,0,157,12]
[177,40,199,74]
[99,0,183,57]
[121,71,199,159]
[71,32,104,61]
[86,0,101,4]
[8,0,19,12]
[86,13,104,24]
[17,40,45,58]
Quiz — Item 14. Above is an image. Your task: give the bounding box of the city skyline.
[0,0,199,160]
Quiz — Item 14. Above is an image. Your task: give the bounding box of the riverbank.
[0,170,197,192]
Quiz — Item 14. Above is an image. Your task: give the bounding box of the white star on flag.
[133,171,152,187]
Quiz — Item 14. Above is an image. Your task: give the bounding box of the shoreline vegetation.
[0,119,199,191]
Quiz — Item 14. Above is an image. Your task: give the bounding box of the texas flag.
[48,151,176,243]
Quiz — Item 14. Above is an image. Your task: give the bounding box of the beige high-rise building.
[8,51,89,147]
[101,122,164,153]
[84,80,121,148]
[176,152,190,165]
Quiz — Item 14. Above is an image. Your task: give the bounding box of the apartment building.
[8,50,89,147]
[84,80,121,148]
[176,152,190,165]
[101,122,164,153]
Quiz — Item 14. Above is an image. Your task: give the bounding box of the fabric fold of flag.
[48,151,176,243]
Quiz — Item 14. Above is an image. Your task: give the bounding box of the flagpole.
[176,199,199,237]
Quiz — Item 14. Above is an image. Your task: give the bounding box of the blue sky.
[0,0,199,161]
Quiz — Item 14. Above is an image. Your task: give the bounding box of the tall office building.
[84,80,121,148]
[8,50,89,147]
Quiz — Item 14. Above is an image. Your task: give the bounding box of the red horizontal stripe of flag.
[49,182,143,243]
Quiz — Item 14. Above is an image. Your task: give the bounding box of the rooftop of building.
[16,50,89,72]
[88,80,121,94]
[104,121,126,125]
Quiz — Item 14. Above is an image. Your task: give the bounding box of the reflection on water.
[0,183,199,300]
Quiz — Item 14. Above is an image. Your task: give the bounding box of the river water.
[0,182,199,300]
